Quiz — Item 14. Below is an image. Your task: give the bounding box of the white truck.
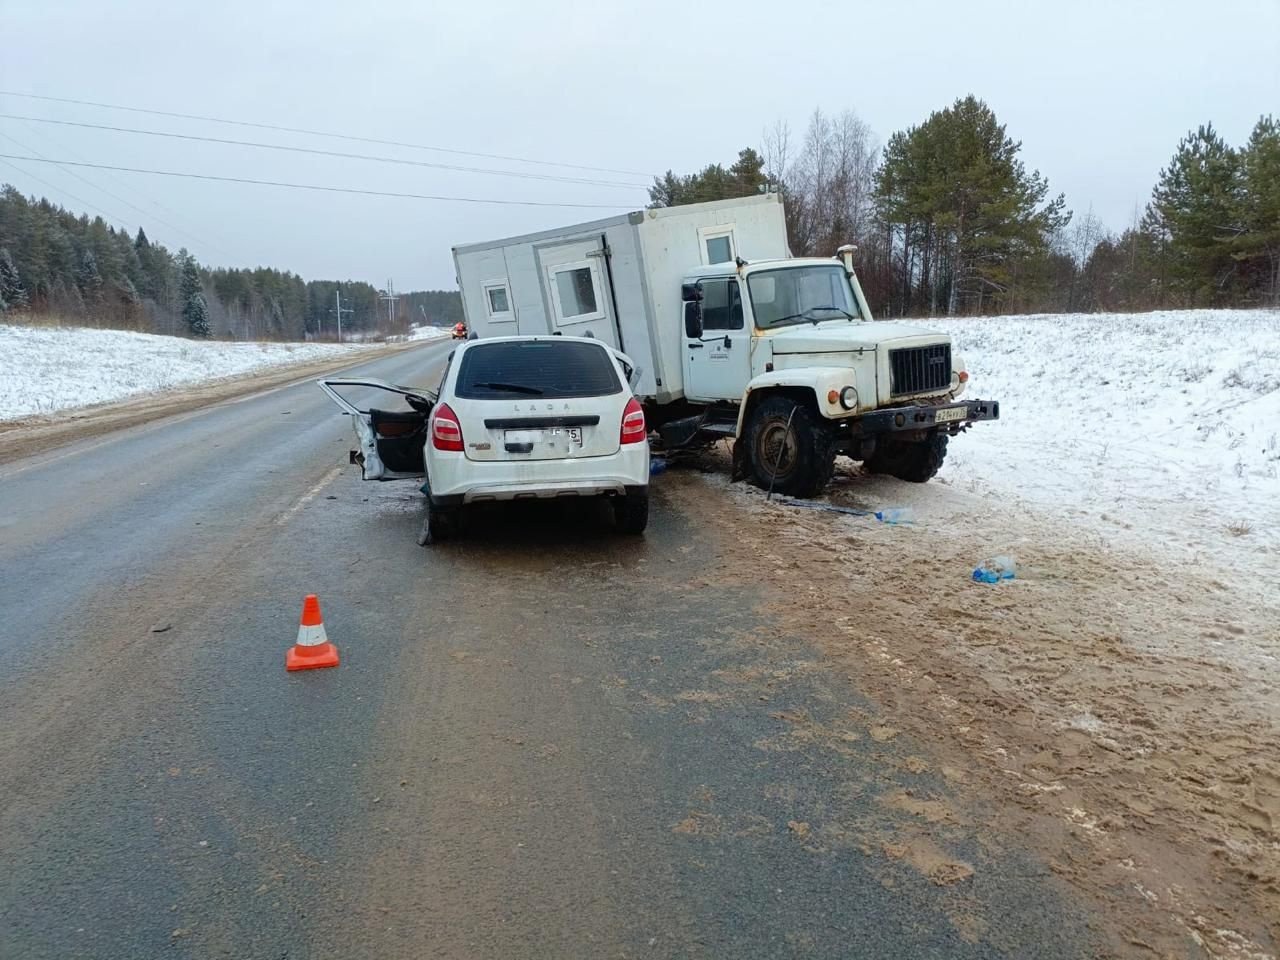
[452,194,999,496]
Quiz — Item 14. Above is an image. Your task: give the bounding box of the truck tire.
[745,396,836,498]
[865,433,948,483]
[613,489,649,534]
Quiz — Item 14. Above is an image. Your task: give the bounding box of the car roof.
[461,334,611,347]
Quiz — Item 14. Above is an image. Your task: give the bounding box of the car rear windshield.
[454,340,622,400]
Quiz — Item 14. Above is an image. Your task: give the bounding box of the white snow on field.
[932,309,1280,573]
[0,323,374,420]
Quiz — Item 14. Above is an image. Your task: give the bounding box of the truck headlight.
[839,385,857,410]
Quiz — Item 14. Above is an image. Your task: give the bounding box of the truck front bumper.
[847,398,1000,436]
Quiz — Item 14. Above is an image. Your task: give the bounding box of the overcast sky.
[2,0,1276,291]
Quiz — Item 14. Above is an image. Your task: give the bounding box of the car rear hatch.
[451,339,625,462]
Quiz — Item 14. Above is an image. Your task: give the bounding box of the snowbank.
[932,309,1280,568]
[406,324,453,342]
[0,324,374,420]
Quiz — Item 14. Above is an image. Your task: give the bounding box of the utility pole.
[330,286,353,342]
[379,278,400,331]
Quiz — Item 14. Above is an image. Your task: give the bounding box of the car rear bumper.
[427,445,650,504]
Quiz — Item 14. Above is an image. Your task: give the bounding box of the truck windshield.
[747,265,860,329]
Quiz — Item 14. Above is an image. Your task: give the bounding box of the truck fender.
[735,367,861,435]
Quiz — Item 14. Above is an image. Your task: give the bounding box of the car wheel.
[418,497,460,545]
[613,490,649,535]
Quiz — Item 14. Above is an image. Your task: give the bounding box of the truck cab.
[673,251,998,495]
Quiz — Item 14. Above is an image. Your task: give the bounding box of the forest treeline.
[0,185,462,338]
[653,96,1279,317]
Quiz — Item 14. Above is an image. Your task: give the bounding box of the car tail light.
[431,403,464,451]
[620,397,646,445]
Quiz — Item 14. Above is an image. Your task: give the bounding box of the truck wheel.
[613,490,649,534]
[865,434,948,483]
[745,396,836,498]
[418,497,460,545]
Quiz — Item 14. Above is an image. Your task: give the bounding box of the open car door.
[317,378,435,480]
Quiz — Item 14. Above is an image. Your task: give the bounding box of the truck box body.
[452,194,789,404]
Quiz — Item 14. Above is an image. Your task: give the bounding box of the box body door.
[536,238,619,347]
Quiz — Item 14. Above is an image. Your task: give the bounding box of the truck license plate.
[934,406,967,424]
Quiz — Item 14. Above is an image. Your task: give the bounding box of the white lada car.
[319,336,650,543]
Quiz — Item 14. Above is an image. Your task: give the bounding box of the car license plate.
[566,427,583,446]
[935,406,967,424]
[505,429,542,445]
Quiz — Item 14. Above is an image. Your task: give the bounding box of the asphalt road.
[0,341,1100,959]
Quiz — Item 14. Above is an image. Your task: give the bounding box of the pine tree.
[77,248,104,320]
[647,148,768,208]
[875,95,1068,314]
[1236,115,1280,304]
[178,249,210,337]
[1144,123,1243,303]
[0,247,28,311]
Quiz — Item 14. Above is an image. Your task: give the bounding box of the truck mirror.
[680,283,703,302]
[683,302,703,339]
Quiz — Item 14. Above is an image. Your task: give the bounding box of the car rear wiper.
[472,381,544,395]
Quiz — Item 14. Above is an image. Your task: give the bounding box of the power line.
[0,114,651,190]
[12,117,237,255]
[0,90,659,180]
[0,156,129,226]
[0,128,233,259]
[0,154,640,209]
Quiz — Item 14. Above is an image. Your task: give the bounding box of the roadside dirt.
[662,455,1280,960]
[0,343,410,466]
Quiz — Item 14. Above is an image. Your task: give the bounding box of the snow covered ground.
[932,309,1280,579]
[0,324,379,421]
[405,324,454,342]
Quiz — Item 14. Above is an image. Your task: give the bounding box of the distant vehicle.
[453,195,999,496]
[452,322,467,339]
[318,336,650,542]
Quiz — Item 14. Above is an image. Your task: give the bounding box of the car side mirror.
[680,283,703,303]
[684,302,703,339]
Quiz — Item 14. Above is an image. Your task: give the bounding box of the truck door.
[682,278,752,403]
[536,238,620,347]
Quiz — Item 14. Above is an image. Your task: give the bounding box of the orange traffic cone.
[287,594,340,671]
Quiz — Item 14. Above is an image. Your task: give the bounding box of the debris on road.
[776,498,872,518]
[874,508,915,525]
[972,555,1017,583]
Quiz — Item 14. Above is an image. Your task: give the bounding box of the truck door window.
[700,279,744,331]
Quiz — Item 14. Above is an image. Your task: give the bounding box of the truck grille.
[889,344,952,397]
